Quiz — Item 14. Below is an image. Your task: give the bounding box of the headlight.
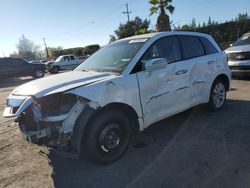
[6,95,27,107]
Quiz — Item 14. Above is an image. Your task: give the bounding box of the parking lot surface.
[0,75,250,188]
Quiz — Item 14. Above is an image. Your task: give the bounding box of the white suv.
[3,32,231,163]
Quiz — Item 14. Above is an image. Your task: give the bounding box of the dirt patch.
[0,78,250,188]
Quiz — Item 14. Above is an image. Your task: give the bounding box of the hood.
[12,71,114,98]
[46,61,54,65]
[29,61,44,65]
[225,45,250,54]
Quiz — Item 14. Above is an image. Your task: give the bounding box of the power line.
[43,38,49,58]
[122,3,131,22]
[49,4,122,42]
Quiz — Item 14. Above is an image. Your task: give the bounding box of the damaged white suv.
[3,32,231,163]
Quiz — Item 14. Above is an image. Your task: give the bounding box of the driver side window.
[133,36,182,73]
[64,56,70,61]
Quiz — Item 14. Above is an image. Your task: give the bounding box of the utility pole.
[43,38,49,59]
[122,3,131,22]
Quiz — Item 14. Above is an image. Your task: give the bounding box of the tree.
[16,35,43,60]
[110,17,150,41]
[174,13,250,49]
[82,44,100,55]
[191,18,196,31]
[237,13,249,22]
[47,46,63,58]
[181,24,191,31]
[109,35,117,43]
[207,16,212,26]
[149,0,175,31]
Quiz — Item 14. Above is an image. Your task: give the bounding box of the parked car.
[225,32,250,77]
[3,32,231,164]
[0,57,46,79]
[46,54,87,73]
[40,59,54,64]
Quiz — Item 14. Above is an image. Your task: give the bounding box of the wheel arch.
[212,74,230,91]
[70,102,141,155]
[94,102,141,133]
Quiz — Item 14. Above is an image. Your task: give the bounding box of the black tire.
[51,66,60,74]
[208,79,227,110]
[83,110,131,164]
[33,69,45,78]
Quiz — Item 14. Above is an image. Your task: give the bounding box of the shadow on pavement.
[0,76,33,89]
[48,99,250,188]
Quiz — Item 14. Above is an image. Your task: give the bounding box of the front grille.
[228,52,250,61]
[230,66,250,70]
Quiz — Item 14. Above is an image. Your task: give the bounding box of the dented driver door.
[137,62,177,127]
[136,36,191,128]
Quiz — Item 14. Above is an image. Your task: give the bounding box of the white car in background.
[225,32,250,77]
[46,54,87,73]
[3,32,231,164]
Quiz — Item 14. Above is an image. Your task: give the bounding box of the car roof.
[118,31,212,42]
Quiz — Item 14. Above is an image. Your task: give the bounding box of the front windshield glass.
[75,39,147,74]
[233,33,250,46]
[55,56,63,62]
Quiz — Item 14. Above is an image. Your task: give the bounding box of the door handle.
[175,70,188,75]
[207,60,215,65]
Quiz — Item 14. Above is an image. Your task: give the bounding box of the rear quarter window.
[179,35,205,59]
[199,37,219,55]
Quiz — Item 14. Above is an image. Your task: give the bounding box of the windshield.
[75,39,146,74]
[55,56,63,62]
[233,33,250,46]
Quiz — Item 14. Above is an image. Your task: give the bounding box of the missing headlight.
[37,93,77,116]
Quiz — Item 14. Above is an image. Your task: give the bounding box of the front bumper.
[228,60,250,76]
[4,94,86,146]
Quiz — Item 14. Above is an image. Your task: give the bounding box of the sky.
[0,0,250,57]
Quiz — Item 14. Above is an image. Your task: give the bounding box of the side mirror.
[143,58,167,72]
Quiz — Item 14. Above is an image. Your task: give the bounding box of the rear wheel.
[83,110,131,164]
[209,79,227,110]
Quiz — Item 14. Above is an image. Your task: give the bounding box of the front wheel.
[209,79,227,110]
[33,69,44,78]
[50,66,60,74]
[83,110,131,164]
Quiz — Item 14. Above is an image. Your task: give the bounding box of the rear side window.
[199,37,218,55]
[70,56,75,60]
[141,36,182,63]
[179,36,205,59]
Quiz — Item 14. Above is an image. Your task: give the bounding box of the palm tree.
[149,0,175,31]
